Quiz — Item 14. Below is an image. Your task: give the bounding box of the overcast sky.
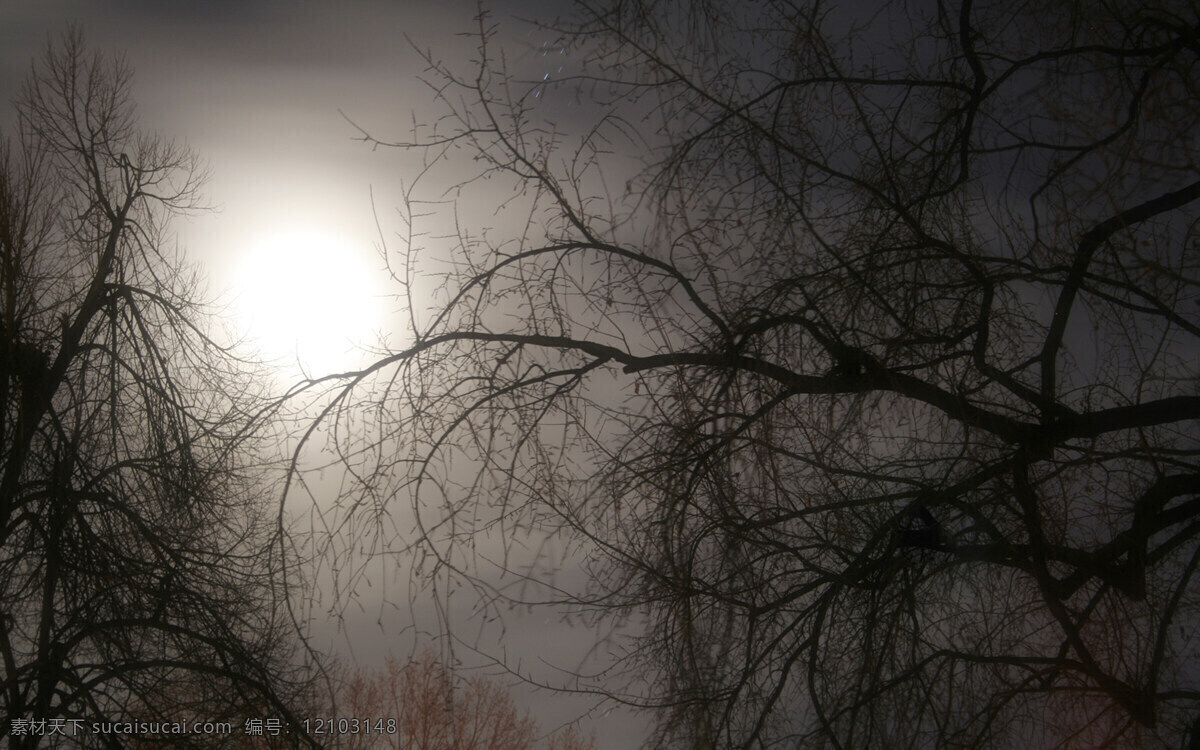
[2,0,585,364]
[0,2,644,746]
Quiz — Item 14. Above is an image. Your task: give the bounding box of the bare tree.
[327,651,596,750]
[296,1,1200,747]
[0,31,310,748]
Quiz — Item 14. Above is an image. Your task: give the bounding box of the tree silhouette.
[328,652,595,750]
[294,1,1200,747]
[0,31,309,748]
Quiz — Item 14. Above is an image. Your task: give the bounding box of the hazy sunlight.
[235,228,381,376]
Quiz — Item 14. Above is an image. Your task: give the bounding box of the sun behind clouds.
[234,228,382,376]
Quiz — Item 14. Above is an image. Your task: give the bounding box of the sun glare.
[235,229,382,376]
